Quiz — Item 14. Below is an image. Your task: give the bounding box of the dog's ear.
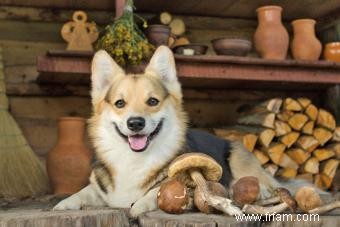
[91,50,124,105]
[145,46,178,84]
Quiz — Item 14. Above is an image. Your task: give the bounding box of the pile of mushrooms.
[166,153,242,216]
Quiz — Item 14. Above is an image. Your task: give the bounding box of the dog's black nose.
[127,117,145,132]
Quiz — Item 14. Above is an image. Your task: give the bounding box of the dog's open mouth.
[115,119,164,152]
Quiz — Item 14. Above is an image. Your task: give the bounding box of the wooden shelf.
[37,50,340,91]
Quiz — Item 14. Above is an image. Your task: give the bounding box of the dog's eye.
[147,97,159,106]
[114,99,126,108]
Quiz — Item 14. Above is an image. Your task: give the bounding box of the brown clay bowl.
[146,24,171,47]
[324,42,340,63]
[211,38,252,56]
[173,44,208,55]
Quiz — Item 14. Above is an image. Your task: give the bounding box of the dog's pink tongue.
[128,136,148,151]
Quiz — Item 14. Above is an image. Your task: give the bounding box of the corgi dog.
[53,46,315,217]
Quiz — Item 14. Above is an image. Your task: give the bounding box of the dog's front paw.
[53,197,81,211]
[130,199,156,218]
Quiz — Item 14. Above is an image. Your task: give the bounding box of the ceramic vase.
[47,117,92,195]
[324,42,340,63]
[254,5,289,60]
[291,19,322,60]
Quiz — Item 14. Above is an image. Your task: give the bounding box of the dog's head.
[89,46,187,154]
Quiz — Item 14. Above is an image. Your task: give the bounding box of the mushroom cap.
[168,153,222,187]
[232,176,260,206]
[295,186,323,212]
[157,179,189,214]
[274,187,297,212]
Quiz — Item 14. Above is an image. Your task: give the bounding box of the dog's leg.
[53,184,105,210]
[130,187,159,217]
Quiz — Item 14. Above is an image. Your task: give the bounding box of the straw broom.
[0,47,49,198]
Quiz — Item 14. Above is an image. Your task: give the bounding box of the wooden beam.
[37,54,340,90]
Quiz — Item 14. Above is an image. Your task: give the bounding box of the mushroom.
[232,176,260,206]
[295,186,323,213]
[242,188,296,214]
[308,201,340,214]
[168,153,242,215]
[157,179,189,214]
[194,181,228,214]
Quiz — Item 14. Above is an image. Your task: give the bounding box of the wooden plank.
[37,54,340,90]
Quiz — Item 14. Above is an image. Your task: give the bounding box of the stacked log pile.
[214,98,340,191]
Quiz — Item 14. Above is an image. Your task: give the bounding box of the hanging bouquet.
[95,0,155,66]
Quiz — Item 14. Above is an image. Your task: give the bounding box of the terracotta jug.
[291,19,322,60]
[324,42,340,63]
[47,117,92,195]
[254,5,289,60]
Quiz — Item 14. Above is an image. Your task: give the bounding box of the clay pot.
[146,24,171,47]
[47,117,92,195]
[324,42,340,63]
[254,6,289,60]
[211,38,252,56]
[291,19,322,61]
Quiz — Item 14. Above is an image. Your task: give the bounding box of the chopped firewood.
[275,120,292,136]
[213,128,243,141]
[169,18,186,36]
[302,121,314,135]
[327,143,340,159]
[160,12,172,25]
[253,149,270,165]
[243,134,258,152]
[286,148,311,165]
[276,110,294,122]
[321,159,339,179]
[313,148,335,161]
[264,163,279,176]
[332,127,340,142]
[277,168,297,179]
[279,131,300,148]
[301,157,319,174]
[314,174,332,190]
[262,98,283,113]
[305,104,318,121]
[296,136,319,153]
[278,153,299,170]
[295,173,314,183]
[258,129,276,148]
[265,143,286,164]
[317,108,336,131]
[297,97,312,109]
[168,35,176,47]
[288,113,308,131]
[238,111,275,128]
[283,98,303,111]
[313,127,333,146]
[238,98,283,115]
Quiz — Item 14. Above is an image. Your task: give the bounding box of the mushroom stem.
[242,202,289,215]
[308,201,340,214]
[255,196,280,206]
[190,169,242,216]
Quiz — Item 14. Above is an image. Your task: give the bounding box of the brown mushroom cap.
[157,179,189,214]
[232,176,260,206]
[295,186,323,212]
[274,187,297,212]
[168,153,223,187]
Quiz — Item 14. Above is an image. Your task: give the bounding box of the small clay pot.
[211,38,252,56]
[146,24,171,47]
[254,5,289,60]
[324,42,340,63]
[291,19,322,61]
[47,117,92,195]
